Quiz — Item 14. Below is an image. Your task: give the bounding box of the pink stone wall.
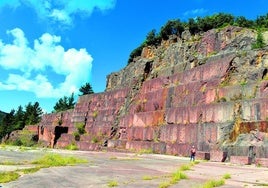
[166,143,190,156]
[132,111,165,127]
[36,52,268,164]
[230,156,249,165]
[166,103,234,125]
[107,140,127,149]
[126,127,155,141]
[125,141,166,154]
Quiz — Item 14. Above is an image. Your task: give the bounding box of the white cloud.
[0,0,116,26]
[183,8,208,19]
[0,28,93,98]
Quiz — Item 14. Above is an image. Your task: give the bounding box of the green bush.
[75,122,86,135]
[65,143,78,150]
[252,30,265,49]
[73,132,80,141]
[6,130,37,147]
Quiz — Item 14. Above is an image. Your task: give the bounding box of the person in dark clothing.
[190,145,196,161]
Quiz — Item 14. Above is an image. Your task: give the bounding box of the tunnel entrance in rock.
[54,126,68,147]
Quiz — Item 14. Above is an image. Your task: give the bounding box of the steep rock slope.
[38,26,268,164]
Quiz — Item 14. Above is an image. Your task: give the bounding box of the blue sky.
[0,0,267,113]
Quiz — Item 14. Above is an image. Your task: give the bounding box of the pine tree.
[79,83,94,96]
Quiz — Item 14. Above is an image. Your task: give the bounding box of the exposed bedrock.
[35,26,268,165]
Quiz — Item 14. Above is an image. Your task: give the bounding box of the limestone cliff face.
[38,26,268,163]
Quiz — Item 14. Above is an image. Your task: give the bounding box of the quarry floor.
[0,147,268,188]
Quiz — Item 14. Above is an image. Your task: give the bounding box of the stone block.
[230,156,250,165]
[166,143,189,156]
[255,158,268,167]
[210,150,228,162]
[80,135,93,142]
[141,77,170,93]
[153,142,166,154]
[58,134,75,142]
[159,124,179,143]
[196,151,210,160]
[107,140,127,149]
[205,88,217,104]
[56,140,71,149]
[133,111,165,127]
[126,127,155,141]
[77,141,101,151]
[125,141,153,151]
[142,88,168,111]
[119,114,134,127]
[184,124,198,144]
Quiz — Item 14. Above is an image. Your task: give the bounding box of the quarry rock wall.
[36,26,268,165]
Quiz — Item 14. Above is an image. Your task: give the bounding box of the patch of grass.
[142,175,154,180]
[170,170,187,184]
[158,168,188,188]
[202,179,225,188]
[257,183,268,186]
[137,148,153,154]
[91,136,99,143]
[0,171,20,183]
[0,160,24,165]
[158,181,171,188]
[256,162,262,167]
[193,160,200,165]
[179,164,191,171]
[223,173,231,179]
[109,156,117,160]
[107,180,118,187]
[31,153,87,167]
[65,143,78,150]
[19,167,41,174]
[0,152,88,183]
[110,156,140,161]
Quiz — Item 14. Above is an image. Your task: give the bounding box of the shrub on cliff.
[145,29,161,46]
[252,30,265,49]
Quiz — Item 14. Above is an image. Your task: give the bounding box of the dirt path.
[0,147,268,188]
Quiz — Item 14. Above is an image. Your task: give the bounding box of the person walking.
[190,145,196,161]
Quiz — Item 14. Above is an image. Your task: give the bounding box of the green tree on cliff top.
[53,93,76,112]
[79,82,94,96]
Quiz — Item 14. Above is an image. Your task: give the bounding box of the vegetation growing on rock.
[128,12,268,64]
